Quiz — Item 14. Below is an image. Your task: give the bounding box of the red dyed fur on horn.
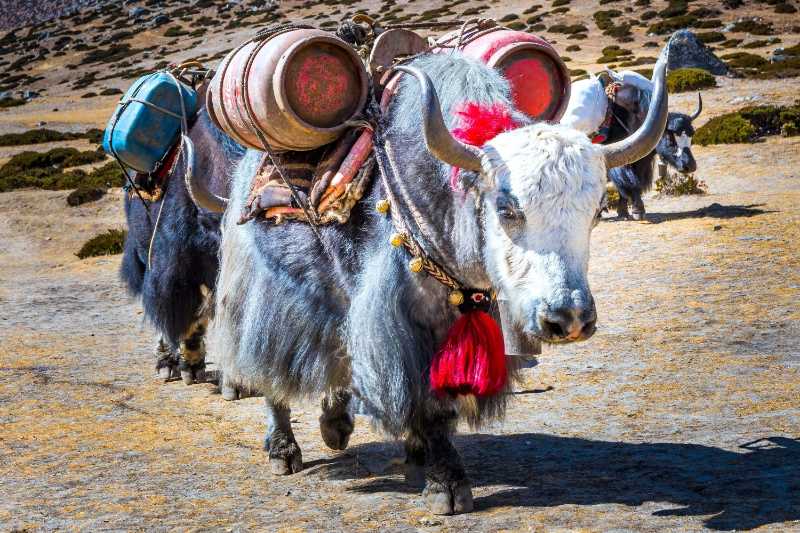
[430,310,507,397]
[450,102,520,188]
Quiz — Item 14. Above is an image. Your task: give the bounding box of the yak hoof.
[268,442,304,475]
[180,363,206,386]
[319,412,354,451]
[221,384,239,401]
[158,365,174,381]
[631,210,646,221]
[423,479,474,515]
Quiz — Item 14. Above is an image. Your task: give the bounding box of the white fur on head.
[479,123,605,336]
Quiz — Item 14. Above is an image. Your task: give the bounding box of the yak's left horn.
[393,65,483,173]
[602,54,669,169]
[690,92,703,121]
[182,134,229,213]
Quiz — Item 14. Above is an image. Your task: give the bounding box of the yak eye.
[496,194,524,221]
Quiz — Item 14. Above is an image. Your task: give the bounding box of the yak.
[120,102,245,385]
[191,51,668,515]
[607,92,702,219]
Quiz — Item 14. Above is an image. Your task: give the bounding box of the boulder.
[150,14,170,28]
[667,30,729,75]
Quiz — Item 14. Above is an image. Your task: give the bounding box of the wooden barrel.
[207,29,368,151]
[437,28,570,122]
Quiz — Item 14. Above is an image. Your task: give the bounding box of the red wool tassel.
[449,102,520,188]
[430,310,507,397]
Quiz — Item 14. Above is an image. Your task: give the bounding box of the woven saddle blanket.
[239,127,375,226]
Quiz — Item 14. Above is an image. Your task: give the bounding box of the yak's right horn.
[394,65,484,173]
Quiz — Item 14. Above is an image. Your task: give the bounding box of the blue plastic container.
[103,72,198,173]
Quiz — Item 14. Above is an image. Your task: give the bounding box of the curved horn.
[690,91,703,121]
[393,65,483,172]
[182,134,229,213]
[602,55,669,169]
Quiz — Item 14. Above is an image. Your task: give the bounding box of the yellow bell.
[448,290,464,306]
[375,199,390,214]
[409,257,424,273]
[389,233,404,247]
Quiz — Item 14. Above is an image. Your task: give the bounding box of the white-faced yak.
[194,51,668,514]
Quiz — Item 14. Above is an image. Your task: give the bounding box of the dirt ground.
[1,0,800,529]
[1,71,799,531]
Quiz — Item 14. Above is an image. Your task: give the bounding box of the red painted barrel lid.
[495,45,567,121]
[437,29,570,122]
[281,41,365,129]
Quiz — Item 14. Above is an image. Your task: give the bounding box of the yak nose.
[538,305,597,342]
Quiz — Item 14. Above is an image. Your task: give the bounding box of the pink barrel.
[438,29,570,122]
[207,29,369,152]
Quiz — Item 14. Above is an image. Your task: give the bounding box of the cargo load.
[206,27,369,152]
[103,71,198,174]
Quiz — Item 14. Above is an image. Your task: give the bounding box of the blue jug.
[103,71,198,174]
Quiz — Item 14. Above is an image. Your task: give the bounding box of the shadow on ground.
[312,433,799,531]
[644,203,771,224]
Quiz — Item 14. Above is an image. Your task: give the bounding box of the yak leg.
[630,192,646,221]
[154,336,180,381]
[264,398,303,475]
[403,432,426,488]
[319,388,354,451]
[616,196,630,219]
[414,409,473,515]
[179,317,207,385]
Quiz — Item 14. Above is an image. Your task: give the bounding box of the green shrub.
[549,23,588,34]
[720,38,743,48]
[507,21,526,30]
[566,44,581,51]
[164,26,188,37]
[694,19,723,29]
[696,31,726,44]
[499,13,519,22]
[694,114,756,145]
[0,97,26,109]
[656,172,707,195]
[76,229,127,259]
[722,51,769,71]
[552,0,570,6]
[641,10,658,20]
[67,185,106,206]
[694,104,800,145]
[730,19,774,35]
[593,10,621,30]
[667,68,717,92]
[648,14,697,34]
[775,3,797,13]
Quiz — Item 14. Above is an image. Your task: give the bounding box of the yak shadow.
[313,433,799,531]
[636,203,771,224]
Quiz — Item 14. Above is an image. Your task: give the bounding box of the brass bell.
[409,257,424,273]
[389,233,404,247]
[375,199,390,214]
[448,290,464,306]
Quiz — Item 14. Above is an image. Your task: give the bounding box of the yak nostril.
[543,319,566,338]
[538,310,573,339]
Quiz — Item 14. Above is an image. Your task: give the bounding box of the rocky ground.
[1,0,799,531]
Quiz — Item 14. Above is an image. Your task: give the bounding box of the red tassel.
[430,310,507,397]
[449,102,520,189]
